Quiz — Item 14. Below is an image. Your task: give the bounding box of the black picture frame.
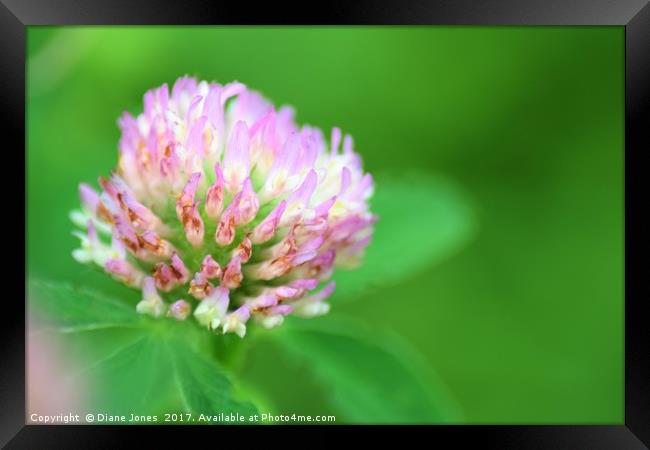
[2,0,648,447]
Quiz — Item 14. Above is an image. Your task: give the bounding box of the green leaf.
[75,334,174,416]
[29,280,258,421]
[270,315,463,423]
[29,279,145,332]
[333,172,476,302]
[170,341,258,420]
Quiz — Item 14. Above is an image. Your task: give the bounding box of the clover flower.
[71,76,375,337]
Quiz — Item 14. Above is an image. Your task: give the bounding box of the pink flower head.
[71,76,375,337]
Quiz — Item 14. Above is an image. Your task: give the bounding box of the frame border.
[3,0,648,447]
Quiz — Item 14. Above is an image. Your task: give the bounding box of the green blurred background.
[26,26,623,423]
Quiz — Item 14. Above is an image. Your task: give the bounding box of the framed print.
[2,0,648,447]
